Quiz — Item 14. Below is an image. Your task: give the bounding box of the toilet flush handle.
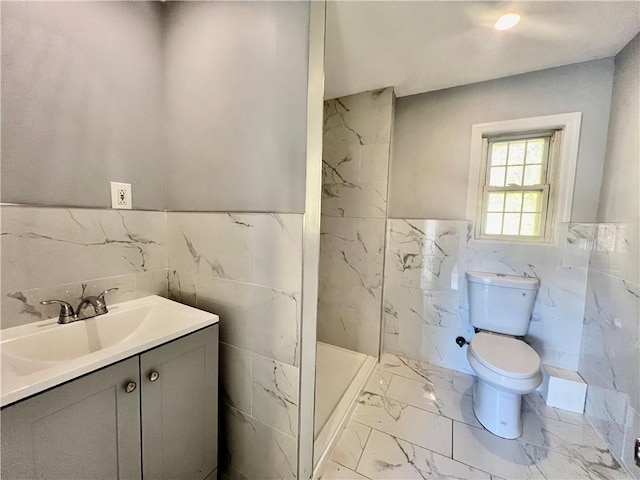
[455,336,469,348]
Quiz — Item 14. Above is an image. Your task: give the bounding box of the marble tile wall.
[578,35,639,477]
[383,218,591,374]
[317,88,394,357]
[383,219,474,374]
[2,207,304,478]
[166,212,303,479]
[1,205,168,329]
[579,222,640,476]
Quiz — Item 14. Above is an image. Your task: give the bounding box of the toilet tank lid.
[466,271,539,290]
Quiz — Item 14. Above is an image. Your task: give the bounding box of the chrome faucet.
[41,287,119,324]
[39,299,77,324]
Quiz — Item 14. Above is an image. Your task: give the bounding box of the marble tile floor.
[320,353,627,480]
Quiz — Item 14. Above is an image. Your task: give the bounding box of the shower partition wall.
[313,88,395,470]
[318,88,395,356]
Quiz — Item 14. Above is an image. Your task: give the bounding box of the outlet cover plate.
[110,182,132,209]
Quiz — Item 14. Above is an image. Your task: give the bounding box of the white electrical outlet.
[110,182,132,209]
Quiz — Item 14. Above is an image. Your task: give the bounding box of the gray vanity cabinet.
[141,326,218,480]
[1,325,218,480]
[1,357,142,480]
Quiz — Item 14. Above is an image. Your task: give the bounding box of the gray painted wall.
[389,59,615,222]
[1,3,313,477]
[2,1,310,214]
[1,1,166,210]
[164,2,309,213]
[597,34,640,223]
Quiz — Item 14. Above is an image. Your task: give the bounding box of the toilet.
[465,271,542,439]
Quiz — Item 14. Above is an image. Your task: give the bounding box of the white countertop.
[1,295,218,407]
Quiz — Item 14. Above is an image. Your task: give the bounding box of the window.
[480,131,558,240]
[466,113,582,244]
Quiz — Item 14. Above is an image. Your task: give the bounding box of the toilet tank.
[466,271,539,336]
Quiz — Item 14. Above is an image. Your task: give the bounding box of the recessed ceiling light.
[495,13,521,31]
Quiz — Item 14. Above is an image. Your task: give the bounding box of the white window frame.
[479,131,557,242]
[466,113,582,244]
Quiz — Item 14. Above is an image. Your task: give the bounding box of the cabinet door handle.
[149,371,160,382]
[125,381,137,393]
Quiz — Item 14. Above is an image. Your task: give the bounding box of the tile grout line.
[352,418,494,479]
[376,370,482,430]
[382,359,593,429]
[352,422,373,474]
[451,419,624,478]
[378,356,475,385]
[449,421,508,478]
[357,370,620,479]
[353,415,455,459]
[380,371,474,398]
[224,403,298,441]
[451,415,455,460]
[369,359,621,479]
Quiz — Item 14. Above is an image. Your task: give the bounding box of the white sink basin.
[1,296,218,407]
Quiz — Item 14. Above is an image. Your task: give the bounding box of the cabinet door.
[1,357,141,480]
[141,325,218,480]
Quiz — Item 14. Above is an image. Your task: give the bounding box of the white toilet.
[465,271,542,439]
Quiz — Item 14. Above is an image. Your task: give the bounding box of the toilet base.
[472,381,523,439]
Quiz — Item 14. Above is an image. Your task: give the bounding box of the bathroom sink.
[1,296,218,407]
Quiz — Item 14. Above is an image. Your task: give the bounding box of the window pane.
[489,167,506,186]
[507,142,526,165]
[503,213,521,235]
[487,192,505,212]
[505,192,522,212]
[520,213,541,236]
[506,166,523,186]
[482,133,551,240]
[491,143,508,166]
[523,165,542,185]
[525,139,544,164]
[522,191,542,212]
[485,213,503,234]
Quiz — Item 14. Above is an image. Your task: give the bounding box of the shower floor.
[314,342,376,471]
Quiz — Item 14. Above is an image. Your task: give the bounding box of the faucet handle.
[94,288,119,315]
[98,287,119,301]
[40,300,76,323]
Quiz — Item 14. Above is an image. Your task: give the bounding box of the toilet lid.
[469,332,541,379]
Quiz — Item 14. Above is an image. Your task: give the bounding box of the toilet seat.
[468,332,540,379]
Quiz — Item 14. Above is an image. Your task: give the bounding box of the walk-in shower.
[313,88,395,469]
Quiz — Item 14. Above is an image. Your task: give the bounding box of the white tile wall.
[219,343,252,415]
[317,217,386,356]
[383,219,592,373]
[1,205,168,329]
[317,88,394,356]
[195,275,300,368]
[167,211,304,478]
[251,354,299,437]
[583,38,639,477]
[167,212,302,292]
[223,407,298,479]
[1,206,304,479]
[323,89,393,147]
[579,222,640,476]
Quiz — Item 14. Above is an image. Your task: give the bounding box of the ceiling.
[324,1,640,99]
